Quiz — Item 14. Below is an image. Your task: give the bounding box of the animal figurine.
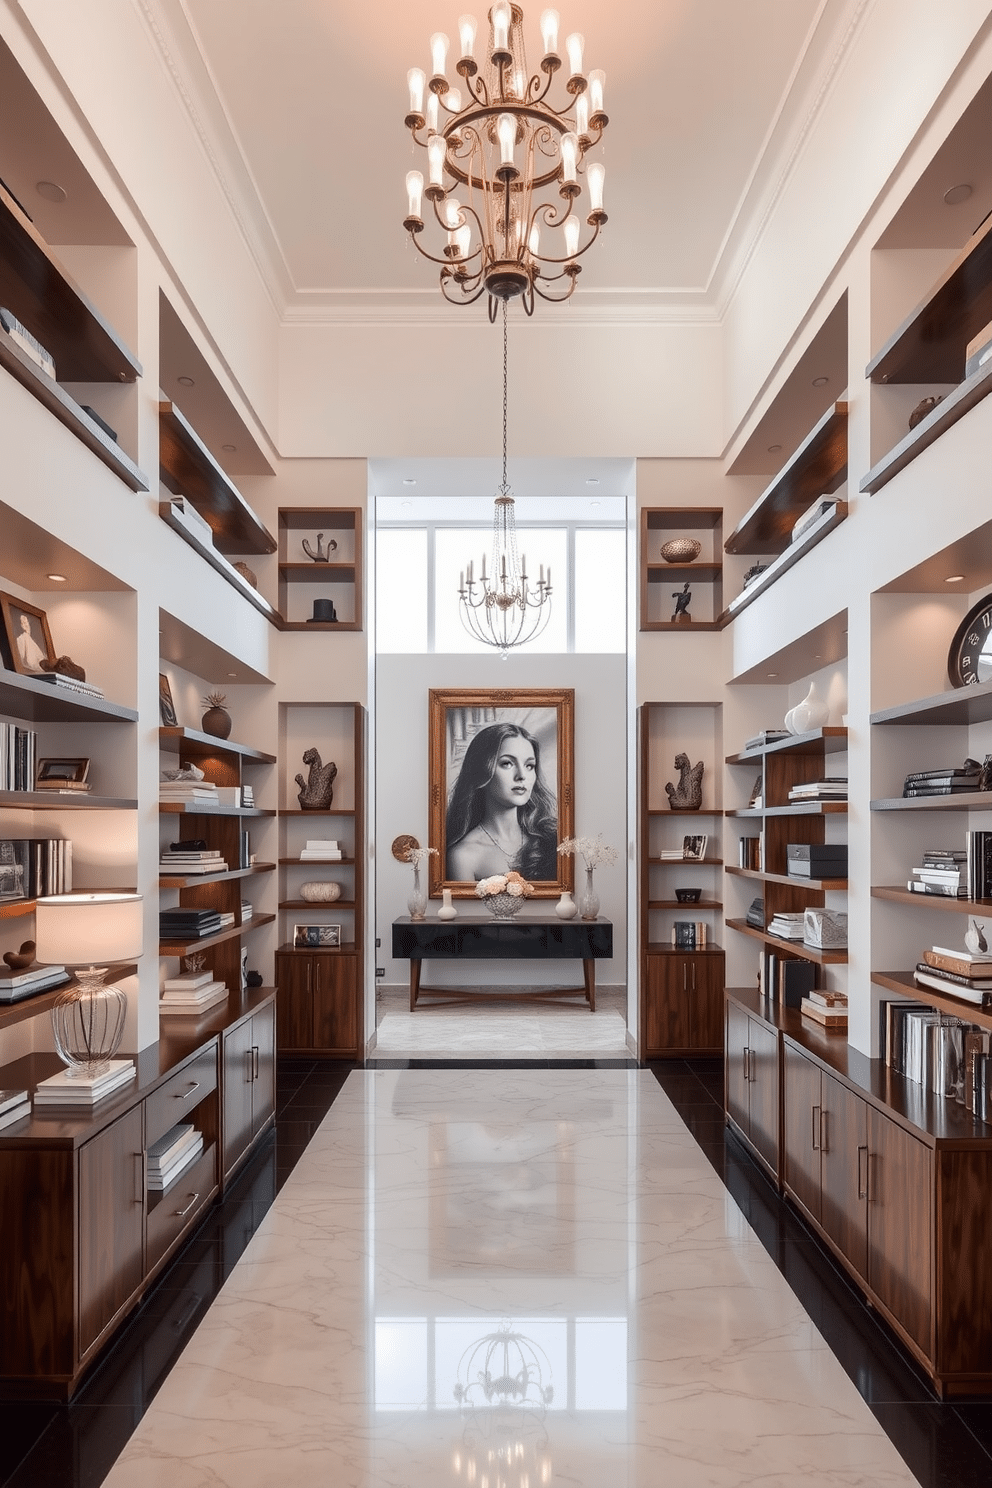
[672,582,692,621]
[40,655,86,681]
[296,747,338,810]
[3,939,36,971]
[666,752,704,811]
[301,534,337,563]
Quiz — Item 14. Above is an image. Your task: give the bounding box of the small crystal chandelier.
[459,304,552,656]
[402,3,608,318]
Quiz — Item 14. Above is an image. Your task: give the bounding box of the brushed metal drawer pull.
[176,1081,200,1100]
[174,1192,200,1219]
[812,1105,821,1150]
[819,1108,828,1154]
[857,1144,869,1201]
[252,1045,259,1080]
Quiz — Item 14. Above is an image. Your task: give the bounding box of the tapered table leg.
[583,958,596,1012]
[410,959,422,1012]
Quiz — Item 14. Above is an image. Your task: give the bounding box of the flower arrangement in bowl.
[476,871,535,919]
[558,835,619,920]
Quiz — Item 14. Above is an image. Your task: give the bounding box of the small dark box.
[787,842,848,878]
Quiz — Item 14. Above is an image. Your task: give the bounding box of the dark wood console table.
[391,915,613,1011]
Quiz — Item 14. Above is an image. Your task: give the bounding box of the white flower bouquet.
[557,835,619,869]
[475,870,534,918]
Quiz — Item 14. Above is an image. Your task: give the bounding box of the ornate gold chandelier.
[402,3,608,317]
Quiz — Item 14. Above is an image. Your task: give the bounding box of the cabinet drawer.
[146,1046,218,1147]
[146,1144,217,1271]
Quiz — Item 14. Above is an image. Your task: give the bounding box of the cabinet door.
[689,953,724,1051]
[725,999,749,1134]
[313,954,359,1055]
[275,952,313,1051]
[747,1017,779,1175]
[867,1108,933,1357]
[223,1018,255,1177]
[782,1044,821,1223]
[643,954,691,1056]
[78,1105,145,1354]
[250,1001,276,1139]
[819,1072,867,1276]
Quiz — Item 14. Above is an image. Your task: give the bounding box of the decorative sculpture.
[671,582,692,622]
[3,939,35,971]
[40,655,85,681]
[296,748,337,810]
[965,918,988,955]
[665,753,704,811]
[302,534,337,563]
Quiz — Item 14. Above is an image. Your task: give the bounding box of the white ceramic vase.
[555,890,578,920]
[786,682,829,735]
[437,888,458,920]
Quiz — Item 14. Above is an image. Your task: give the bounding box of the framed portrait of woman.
[0,592,55,676]
[429,687,574,898]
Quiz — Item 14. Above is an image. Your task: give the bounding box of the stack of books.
[34,1060,136,1109]
[217,911,236,929]
[33,673,105,700]
[767,911,806,941]
[759,950,815,1007]
[0,1088,30,1131]
[801,989,848,1028]
[0,839,73,900]
[908,849,967,898]
[671,920,707,949]
[788,778,848,802]
[0,722,37,792]
[146,1122,204,1190]
[159,778,219,806]
[915,946,992,1007]
[745,896,765,929]
[881,1004,973,1096]
[300,838,343,861]
[738,835,761,870]
[0,306,56,377]
[160,908,223,941]
[159,848,228,876]
[241,899,253,923]
[160,967,228,1015]
[966,830,992,900]
[903,765,980,799]
[0,962,69,1005]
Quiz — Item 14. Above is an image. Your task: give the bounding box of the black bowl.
[675,888,702,903]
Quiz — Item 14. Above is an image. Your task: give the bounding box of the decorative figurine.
[201,692,232,739]
[908,395,942,429]
[672,582,692,622]
[666,753,704,811]
[965,918,988,955]
[40,654,86,681]
[302,534,338,563]
[296,748,337,810]
[3,939,35,971]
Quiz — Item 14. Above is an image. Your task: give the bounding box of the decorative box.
[803,908,848,949]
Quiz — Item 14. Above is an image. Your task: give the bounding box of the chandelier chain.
[501,300,509,497]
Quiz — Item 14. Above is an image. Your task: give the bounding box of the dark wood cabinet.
[78,1106,145,1355]
[820,1074,868,1277]
[222,999,276,1183]
[725,996,779,1177]
[276,950,360,1058]
[867,1107,932,1356]
[643,948,724,1058]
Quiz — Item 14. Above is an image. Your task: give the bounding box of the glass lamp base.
[51,969,128,1077]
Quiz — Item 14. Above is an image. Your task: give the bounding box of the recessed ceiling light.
[767,672,778,678]
[812,376,829,387]
[586,478,600,485]
[228,672,237,678]
[590,500,601,507]
[177,375,195,387]
[400,500,412,508]
[36,180,67,203]
[767,443,782,453]
[47,573,67,582]
[945,574,965,582]
[944,183,973,206]
[222,443,236,452]
[402,478,416,486]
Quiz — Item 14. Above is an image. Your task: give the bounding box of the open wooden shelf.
[159,726,276,765]
[726,402,849,553]
[159,863,275,890]
[277,941,356,956]
[0,669,137,726]
[278,856,354,866]
[726,864,847,892]
[645,561,722,582]
[159,402,276,555]
[278,899,356,910]
[648,898,723,910]
[278,807,356,817]
[871,792,992,812]
[872,970,992,1031]
[719,501,848,623]
[279,562,357,583]
[871,885,992,913]
[728,801,847,818]
[861,358,992,494]
[725,917,847,964]
[159,802,275,817]
[159,502,281,625]
[640,507,723,630]
[871,680,992,728]
[0,899,35,920]
[277,507,363,631]
[647,856,723,867]
[159,911,275,958]
[0,790,137,810]
[647,807,723,817]
[726,726,848,764]
[0,965,138,1034]
[644,941,723,956]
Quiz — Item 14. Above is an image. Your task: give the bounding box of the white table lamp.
[35,893,143,1076]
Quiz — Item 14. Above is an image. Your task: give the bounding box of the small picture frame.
[682,834,707,861]
[0,840,28,901]
[0,592,55,676]
[159,673,179,727]
[36,757,90,787]
[293,923,341,949]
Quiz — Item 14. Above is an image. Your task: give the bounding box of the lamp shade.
[36,893,143,967]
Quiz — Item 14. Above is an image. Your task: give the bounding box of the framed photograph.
[159,673,179,727]
[293,923,341,949]
[683,834,707,861]
[429,687,574,899]
[0,592,55,676]
[36,758,90,787]
[0,840,28,902]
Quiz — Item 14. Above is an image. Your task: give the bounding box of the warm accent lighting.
[945,574,965,582]
[403,2,609,316]
[36,893,143,1076]
[46,573,66,582]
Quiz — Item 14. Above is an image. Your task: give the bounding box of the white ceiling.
[139,0,863,320]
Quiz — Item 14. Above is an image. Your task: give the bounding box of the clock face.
[948,593,992,687]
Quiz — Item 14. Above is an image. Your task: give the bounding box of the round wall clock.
[948,593,992,687]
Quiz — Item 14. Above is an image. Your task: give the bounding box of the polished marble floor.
[6,1058,992,1487]
[373,1009,631,1057]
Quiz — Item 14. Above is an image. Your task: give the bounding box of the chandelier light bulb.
[497,112,517,167]
[430,31,450,78]
[407,67,426,114]
[587,160,605,212]
[575,93,589,137]
[564,216,580,258]
[426,92,439,133]
[588,68,605,114]
[540,8,560,55]
[444,197,462,230]
[454,223,472,257]
[458,13,477,58]
[492,1,512,53]
[428,132,447,186]
[406,170,424,219]
[565,31,584,77]
[528,222,541,256]
[444,85,462,112]
[560,131,579,184]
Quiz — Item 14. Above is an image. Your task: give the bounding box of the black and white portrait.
[0,592,55,677]
[429,688,574,898]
